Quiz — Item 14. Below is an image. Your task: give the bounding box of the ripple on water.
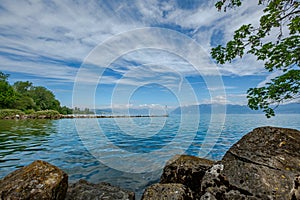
[0,115,300,199]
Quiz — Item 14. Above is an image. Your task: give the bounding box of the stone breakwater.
[3,114,169,120]
[0,126,299,200]
[61,114,169,119]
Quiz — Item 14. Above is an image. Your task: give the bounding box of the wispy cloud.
[1,0,266,76]
[202,95,228,105]
[257,71,284,88]
[0,0,269,106]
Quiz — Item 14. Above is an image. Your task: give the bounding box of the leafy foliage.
[0,109,25,119]
[0,72,9,81]
[59,106,73,115]
[0,73,16,109]
[0,71,72,115]
[29,86,61,111]
[212,0,300,117]
[0,109,61,119]
[13,81,33,95]
[248,70,300,117]
[14,95,36,111]
[32,110,61,119]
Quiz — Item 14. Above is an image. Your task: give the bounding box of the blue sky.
[0,0,273,110]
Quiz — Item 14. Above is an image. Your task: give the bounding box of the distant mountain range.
[93,103,300,116]
[171,103,300,115]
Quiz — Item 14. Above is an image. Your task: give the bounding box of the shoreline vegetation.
[0,109,169,120]
[0,71,91,116]
[61,114,169,119]
[1,71,170,120]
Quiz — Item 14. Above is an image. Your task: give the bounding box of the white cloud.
[257,71,284,88]
[0,55,77,82]
[0,0,268,79]
[0,0,273,107]
[202,95,228,105]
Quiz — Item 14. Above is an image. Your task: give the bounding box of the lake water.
[0,114,299,198]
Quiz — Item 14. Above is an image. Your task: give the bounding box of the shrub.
[0,109,25,119]
[24,109,35,114]
[31,110,61,119]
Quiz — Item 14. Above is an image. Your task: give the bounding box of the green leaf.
[211,0,300,117]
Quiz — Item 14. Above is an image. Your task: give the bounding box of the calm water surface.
[0,114,299,198]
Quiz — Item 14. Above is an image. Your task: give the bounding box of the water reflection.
[0,115,299,199]
[0,120,56,159]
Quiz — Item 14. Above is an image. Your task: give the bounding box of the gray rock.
[200,192,217,200]
[290,175,300,200]
[221,126,300,199]
[160,154,214,198]
[66,179,135,200]
[141,183,193,200]
[201,163,260,199]
[0,160,68,200]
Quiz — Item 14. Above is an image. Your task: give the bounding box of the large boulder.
[0,160,68,200]
[66,179,135,200]
[200,163,260,199]
[145,126,300,199]
[220,126,300,199]
[141,183,193,200]
[160,154,214,198]
[291,175,300,200]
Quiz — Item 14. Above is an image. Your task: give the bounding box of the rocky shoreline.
[0,126,299,199]
[2,114,169,120]
[60,114,169,119]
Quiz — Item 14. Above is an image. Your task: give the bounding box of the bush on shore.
[0,109,61,119]
[0,109,25,119]
[31,110,61,119]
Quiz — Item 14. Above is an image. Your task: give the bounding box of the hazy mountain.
[171,103,300,115]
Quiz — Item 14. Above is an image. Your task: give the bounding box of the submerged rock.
[220,126,300,199]
[141,183,193,200]
[0,160,68,200]
[66,179,135,200]
[160,154,214,199]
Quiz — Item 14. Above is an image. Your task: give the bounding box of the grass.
[0,109,25,119]
[0,109,61,119]
[31,110,61,119]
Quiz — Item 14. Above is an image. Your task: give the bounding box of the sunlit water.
[0,114,299,198]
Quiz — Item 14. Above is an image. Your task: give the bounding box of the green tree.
[0,72,16,109]
[0,72,9,81]
[59,106,73,115]
[212,0,300,117]
[13,81,33,95]
[14,95,36,111]
[0,71,73,114]
[29,86,61,111]
[13,81,36,111]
